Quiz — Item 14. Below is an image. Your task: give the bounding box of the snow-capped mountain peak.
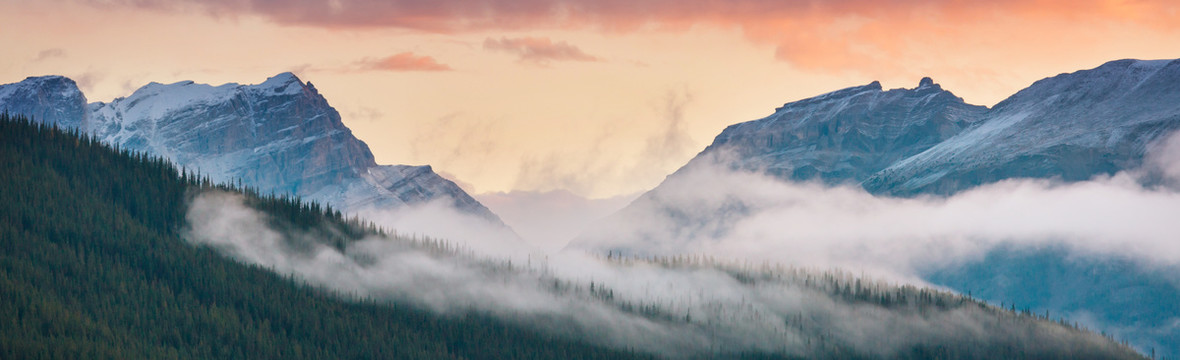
[694,77,985,185]
[0,75,88,129]
[0,73,509,229]
[864,58,1180,195]
[255,71,308,96]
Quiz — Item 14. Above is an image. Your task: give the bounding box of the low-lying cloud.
[1146,129,1180,188]
[182,190,1132,358]
[179,129,1180,357]
[352,197,528,259]
[476,189,640,251]
[576,152,1180,281]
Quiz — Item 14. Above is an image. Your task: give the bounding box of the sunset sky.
[4,0,1180,198]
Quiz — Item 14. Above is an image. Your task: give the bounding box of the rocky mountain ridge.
[574,58,1180,357]
[0,73,506,226]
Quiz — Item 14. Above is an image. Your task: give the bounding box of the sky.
[3,0,1180,199]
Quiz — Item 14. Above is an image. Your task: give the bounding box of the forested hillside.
[0,114,652,359]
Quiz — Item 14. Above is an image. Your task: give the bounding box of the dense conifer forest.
[0,114,656,359]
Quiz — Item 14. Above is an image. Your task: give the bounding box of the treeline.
[0,114,655,360]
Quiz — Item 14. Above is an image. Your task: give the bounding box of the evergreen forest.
[0,114,656,359]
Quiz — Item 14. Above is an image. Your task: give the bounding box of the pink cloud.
[101,0,1179,30]
[358,52,453,72]
[483,37,600,65]
[85,0,1180,73]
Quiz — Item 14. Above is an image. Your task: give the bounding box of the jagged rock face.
[865,59,1180,195]
[644,59,1180,202]
[87,73,377,197]
[0,76,89,129]
[573,79,986,253]
[697,78,986,185]
[0,73,505,226]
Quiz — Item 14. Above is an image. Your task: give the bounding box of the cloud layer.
[476,189,639,251]
[183,190,1136,358]
[577,153,1180,281]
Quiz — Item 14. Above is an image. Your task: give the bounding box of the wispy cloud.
[356,52,453,72]
[483,36,601,65]
[33,48,66,62]
[69,70,105,94]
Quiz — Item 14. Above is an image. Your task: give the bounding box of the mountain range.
[3,59,1176,357]
[591,59,1179,225]
[0,114,1147,358]
[0,73,505,226]
[579,59,1180,249]
[576,58,1180,356]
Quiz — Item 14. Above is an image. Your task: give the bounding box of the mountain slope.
[574,78,985,252]
[865,59,1180,195]
[695,77,985,185]
[0,73,505,226]
[87,73,376,198]
[0,114,649,360]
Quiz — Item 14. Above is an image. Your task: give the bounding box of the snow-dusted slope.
[87,73,378,198]
[574,78,985,251]
[0,75,89,129]
[0,73,505,226]
[864,59,1180,195]
[695,77,986,185]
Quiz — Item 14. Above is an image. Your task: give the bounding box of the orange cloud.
[483,37,600,65]
[358,52,453,72]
